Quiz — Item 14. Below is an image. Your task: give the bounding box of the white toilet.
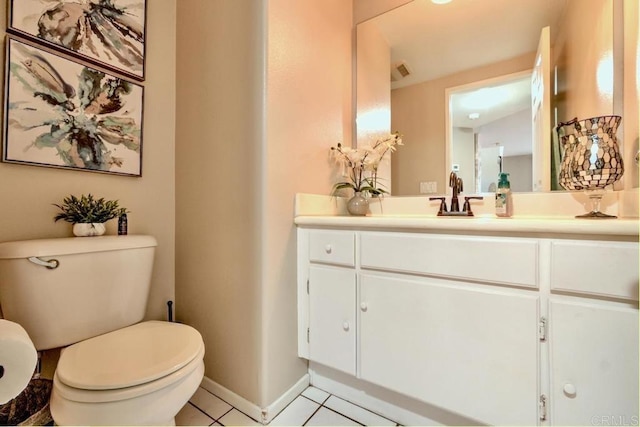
[0,235,204,426]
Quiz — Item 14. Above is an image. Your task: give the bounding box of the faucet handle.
[429,197,447,216]
[463,196,484,216]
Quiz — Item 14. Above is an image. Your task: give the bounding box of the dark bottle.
[118,214,128,235]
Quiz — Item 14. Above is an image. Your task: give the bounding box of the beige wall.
[356,21,391,146]
[176,0,353,408]
[623,0,639,189]
[554,0,614,122]
[356,18,392,191]
[391,53,535,195]
[264,0,353,406]
[353,0,412,193]
[176,0,264,405]
[0,2,177,321]
[353,0,413,24]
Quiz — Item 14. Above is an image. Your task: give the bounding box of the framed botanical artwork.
[7,0,147,81]
[3,36,144,177]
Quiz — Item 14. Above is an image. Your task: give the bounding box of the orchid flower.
[329,132,403,197]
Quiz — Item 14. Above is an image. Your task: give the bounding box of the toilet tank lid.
[0,235,157,259]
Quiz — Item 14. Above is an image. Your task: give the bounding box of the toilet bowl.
[50,321,205,426]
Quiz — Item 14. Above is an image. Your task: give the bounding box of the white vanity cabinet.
[297,226,639,426]
[308,265,356,375]
[359,273,539,425]
[548,240,639,426]
[549,299,638,426]
[357,232,541,425]
[301,230,357,376]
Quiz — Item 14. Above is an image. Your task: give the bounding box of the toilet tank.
[0,235,157,350]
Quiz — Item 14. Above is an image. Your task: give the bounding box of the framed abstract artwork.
[7,0,147,81]
[2,36,144,176]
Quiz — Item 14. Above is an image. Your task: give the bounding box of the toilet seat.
[53,321,204,403]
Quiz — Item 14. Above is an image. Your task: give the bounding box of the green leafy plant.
[53,194,128,224]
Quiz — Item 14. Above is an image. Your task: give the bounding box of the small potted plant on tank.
[53,194,128,237]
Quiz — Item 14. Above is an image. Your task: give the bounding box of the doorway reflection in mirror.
[449,73,533,193]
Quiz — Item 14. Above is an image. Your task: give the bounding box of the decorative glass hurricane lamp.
[557,115,624,219]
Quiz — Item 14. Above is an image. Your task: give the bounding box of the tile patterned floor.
[176,385,400,426]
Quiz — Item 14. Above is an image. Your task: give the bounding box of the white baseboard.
[200,374,310,425]
[200,376,264,423]
[263,374,310,423]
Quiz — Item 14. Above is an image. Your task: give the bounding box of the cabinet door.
[549,299,639,425]
[359,273,539,426]
[309,265,356,375]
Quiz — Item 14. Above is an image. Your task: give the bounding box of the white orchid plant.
[330,132,403,197]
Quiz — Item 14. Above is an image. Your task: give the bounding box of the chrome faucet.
[449,171,463,212]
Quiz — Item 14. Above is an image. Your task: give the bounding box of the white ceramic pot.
[73,223,106,237]
[347,192,369,216]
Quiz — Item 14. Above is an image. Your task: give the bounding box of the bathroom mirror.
[356,0,625,195]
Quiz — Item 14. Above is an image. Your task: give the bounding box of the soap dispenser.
[495,172,512,217]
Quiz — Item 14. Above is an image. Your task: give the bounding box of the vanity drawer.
[550,240,639,301]
[360,232,538,287]
[309,230,355,267]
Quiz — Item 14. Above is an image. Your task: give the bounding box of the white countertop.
[294,193,640,238]
[295,214,639,237]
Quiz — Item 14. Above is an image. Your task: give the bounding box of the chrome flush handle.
[28,257,59,269]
